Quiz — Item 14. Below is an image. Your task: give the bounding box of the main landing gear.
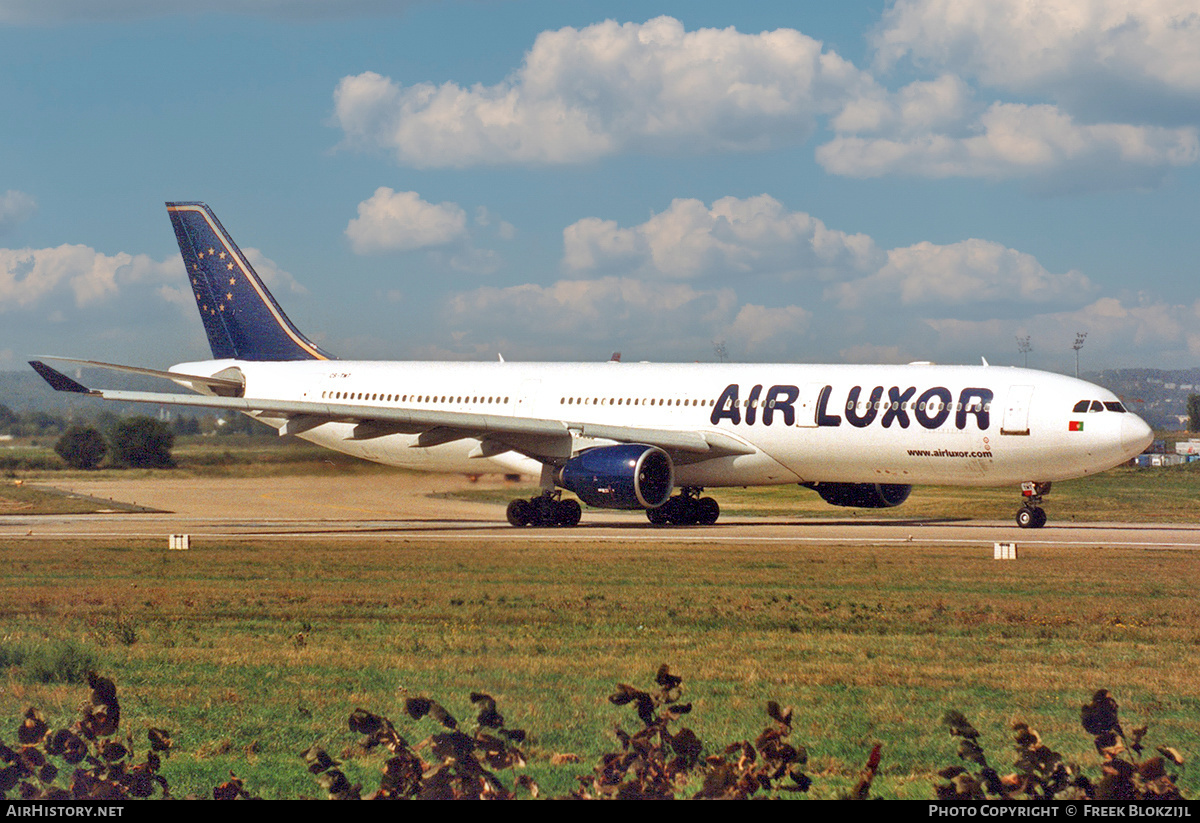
[646,487,720,526]
[507,492,582,528]
[1015,481,1051,529]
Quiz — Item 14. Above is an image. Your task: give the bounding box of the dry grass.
[1,532,1197,798]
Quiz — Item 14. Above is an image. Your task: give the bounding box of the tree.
[0,404,17,435]
[171,414,201,436]
[1188,394,1200,433]
[217,412,261,436]
[110,417,175,468]
[19,411,66,438]
[54,426,108,469]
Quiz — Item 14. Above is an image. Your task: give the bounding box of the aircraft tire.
[696,496,720,525]
[1016,506,1046,529]
[646,506,670,525]
[507,499,532,527]
[554,498,582,527]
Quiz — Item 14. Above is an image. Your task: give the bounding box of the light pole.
[1072,332,1087,378]
[1016,336,1031,368]
[713,340,728,363]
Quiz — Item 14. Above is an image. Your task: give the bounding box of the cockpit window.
[1073,398,1129,414]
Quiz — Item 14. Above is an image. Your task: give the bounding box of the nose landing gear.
[1015,481,1051,529]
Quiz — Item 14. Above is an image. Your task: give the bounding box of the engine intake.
[557,444,674,510]
[807,482,912,509]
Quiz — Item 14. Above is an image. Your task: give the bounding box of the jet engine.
[806,482,912,509]
[557,444,674,510]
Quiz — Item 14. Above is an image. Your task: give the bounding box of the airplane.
[30,202,1154,530]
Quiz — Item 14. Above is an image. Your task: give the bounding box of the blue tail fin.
[167,202,333,361]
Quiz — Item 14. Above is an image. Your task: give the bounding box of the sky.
[2,0,1199,376]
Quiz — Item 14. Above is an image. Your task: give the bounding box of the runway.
[2,475,1197,549]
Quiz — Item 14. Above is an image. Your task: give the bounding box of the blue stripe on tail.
[167,202,333,361]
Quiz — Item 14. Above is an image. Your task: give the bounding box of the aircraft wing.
[29,360,754,464]
[32,356,245,394]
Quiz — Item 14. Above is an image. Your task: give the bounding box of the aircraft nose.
[1121,413,1153,457]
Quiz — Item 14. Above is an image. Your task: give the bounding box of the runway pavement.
[2,475,1197,549]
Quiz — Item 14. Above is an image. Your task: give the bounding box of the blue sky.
[2,0,1198,375]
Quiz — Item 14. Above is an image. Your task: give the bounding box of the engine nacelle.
[557,444,674,510]
[808,482,912,509]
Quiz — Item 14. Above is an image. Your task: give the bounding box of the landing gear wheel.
[647,488,720,526]
[554,498,582,527]
[1016,506,1046,529]
[696,496,720,525]
[1015,481,1051,529]
[664,496,692,525]
[507,499,532,527]
[508,494,582,527]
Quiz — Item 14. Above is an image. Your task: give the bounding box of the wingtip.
[28,360,93,394]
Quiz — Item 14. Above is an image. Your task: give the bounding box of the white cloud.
[332,16,872,167]
[830,74,972,135]
[834,238,1095,312]
[0,244,180,311]
[873,0,1200,122]
[924,296,1200,367]
[345,187,468,254]
[329,11,1199,187]
[243,247,308,295]
[562,195,883,281]
[818,102,1199,187]
[0,190,35,233]
[438,277,810,360]
[725,304,812,352]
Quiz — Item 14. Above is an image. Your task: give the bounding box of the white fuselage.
[175,358,1153,489]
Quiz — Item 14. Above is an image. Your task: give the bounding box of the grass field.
[1,531,1197,799]
[2,440,1198,799]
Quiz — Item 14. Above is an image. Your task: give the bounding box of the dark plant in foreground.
[567,664,816,799]
[3,673,1184,800]
[304,691,532,799]
[938,688,1184,801]
[0,672,172,799]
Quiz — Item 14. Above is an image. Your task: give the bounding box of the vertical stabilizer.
[166,202,332,361]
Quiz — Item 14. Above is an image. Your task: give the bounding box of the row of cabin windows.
[559,397,988,412]
[321,391,510,404]
[1072,400,1128,413]
[849,400,987,412]
[318,391,988,413]
[560,397,713,407]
